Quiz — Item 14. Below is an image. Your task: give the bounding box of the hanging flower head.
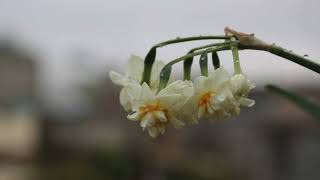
[193,67,240,120]
[109,30,258,137]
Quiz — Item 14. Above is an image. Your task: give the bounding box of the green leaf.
[211,52,220,69]
[266,85,320,120]
[158,65,172,92]
[199,51,208,76]
[141,47,157,84]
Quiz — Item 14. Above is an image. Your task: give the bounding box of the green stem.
[168,45,230,66]
[154,35,231,48]
[188,41,234,52]
[239,44,320,74]
[230,37,242,74]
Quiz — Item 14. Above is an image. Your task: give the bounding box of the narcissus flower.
[193,67,240,120]
[230,73,255,107]
[109,55,172,111]
[126,81,193,137]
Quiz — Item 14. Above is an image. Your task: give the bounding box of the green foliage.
[266,85,320,120]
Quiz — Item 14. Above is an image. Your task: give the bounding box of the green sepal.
[141,47,157,84]
[211,52,220,69]
[199,51,208,76]
[183,51,194,80]
[158,65,172,92]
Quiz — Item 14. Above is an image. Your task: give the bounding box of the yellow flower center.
[198,92,215,107]
[139,103,163,116]
[139,103,169,126]
[198,92,216,111]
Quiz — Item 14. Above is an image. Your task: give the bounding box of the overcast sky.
[0,0,319,109]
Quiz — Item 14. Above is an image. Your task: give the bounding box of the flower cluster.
[109,55,255,137]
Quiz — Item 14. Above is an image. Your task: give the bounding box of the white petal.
[127,111,140,121]
[208,67,231,87]
[207,103,214,114]
[157,94,181,110]
[109,70,127,86]
[120,88,131,111]
[239,97,255,107]
[178,97,198,124]
[149,60,164,87]
[126,55,144,82]
[140,112,153,130]
[230,74,255,96]
[140,83,156,103]
[214,93,226,103]
[154,111,167,122]
[159,80,194,96]
[125,83,142,110]
[148,127,159,138]
[194,76,210,93]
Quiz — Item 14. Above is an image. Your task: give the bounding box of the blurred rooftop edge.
[0,38,320,180]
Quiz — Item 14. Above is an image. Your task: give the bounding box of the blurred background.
[0,0,320,180]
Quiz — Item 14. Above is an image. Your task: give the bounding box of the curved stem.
[167,45,230,66]
[154,35,231,48]
[189,41,234,52]
[239,44,320,74]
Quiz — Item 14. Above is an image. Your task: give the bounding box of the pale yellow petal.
[141,83,156,103]
[154,111,167,122]
[127,111,140,121]
[119,88,131,111]
[194,76,210,93]
[157,94,181,110]
[239,97,255,107]
[148,127,159,138]
[140,112,153,130]
[126,55,144,82]
[208,67,231,88]
[109,70,127,85]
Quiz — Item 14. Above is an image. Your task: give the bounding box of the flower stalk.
[142,36,232,85]
[158,44,231,92]
[230,37,242,74]
[183,41,234,80]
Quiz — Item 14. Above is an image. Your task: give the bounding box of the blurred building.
[0,39,39,180]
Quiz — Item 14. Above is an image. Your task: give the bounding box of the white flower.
[109,55,172,111]
[126,81,193,138]
[230,74,255,107]
[193,67,239,120]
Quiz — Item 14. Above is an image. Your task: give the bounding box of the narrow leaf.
[266,85,320,120]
